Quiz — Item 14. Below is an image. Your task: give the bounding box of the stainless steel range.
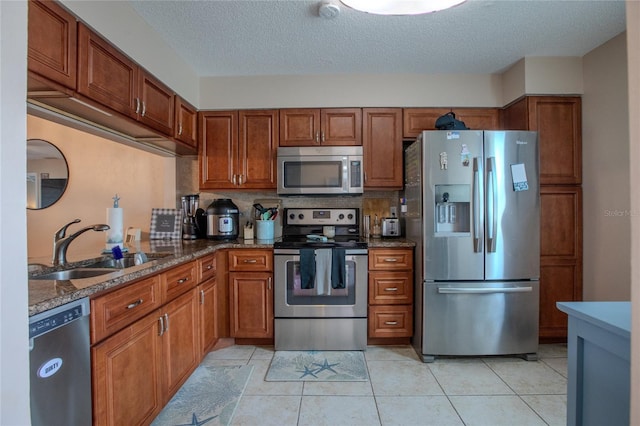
[273,208,368,350]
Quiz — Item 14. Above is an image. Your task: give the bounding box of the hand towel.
[314,249,333,295]
[331,248,346,289]
[300,249,316,289]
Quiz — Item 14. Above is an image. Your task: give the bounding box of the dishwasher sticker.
[37,357,63,378]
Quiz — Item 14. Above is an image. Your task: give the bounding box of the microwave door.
[278,156,347,195]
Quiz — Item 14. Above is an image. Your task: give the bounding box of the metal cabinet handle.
[383,258,398,262]
[238,174,244,185]
[158,315,165,336]
[177,277,189,284]
[364,171,367,182]
[206,265,213,270]
[141,101,146,117]
[135,98,140,114]
[315,131,320,143]
[243,259,258,264]
[384,321,398,325]
[321,131,325,143]
[126,299,143,309]
[268,277,272,290]
[200,289,205,305]
[163,313,169,331]
[178,123,183,136]
[232,174,237,185]
[384,287,398,292]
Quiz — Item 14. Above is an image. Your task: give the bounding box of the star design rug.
[265,351,368,382]
[151,364,253,426]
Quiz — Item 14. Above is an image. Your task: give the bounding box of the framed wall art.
[149,208,182,240]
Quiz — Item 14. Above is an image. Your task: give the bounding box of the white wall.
[525,57,584,95]
[582,33,630,301]
[626,0,640,422]
[0,1,31,424]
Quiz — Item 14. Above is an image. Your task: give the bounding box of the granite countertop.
[28,237,415,316]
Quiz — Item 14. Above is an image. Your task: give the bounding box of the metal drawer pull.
[384,321,398,325]
[206,265,213,270]
[126,299,143,309]
[384,287,398,291]
[200,290,205,305]
[438,287,533,294]
[163,313,169,331]
[383,258,398,262]
[243,259,258,264]
[158,316,165,336]
[177,277,190,284]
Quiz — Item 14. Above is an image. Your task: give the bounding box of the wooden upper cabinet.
[403,108,500,138]
[363,108,403,189]
[503,96,582,185]
[77,23,175,136]
[138,70,175,136]
[199,111,237,189]
[238,110,278,188]
[175,96,198,148]
[77,23,138,119]
[28,0,77,90]
[199,110,277,190]
[279,108,361,146]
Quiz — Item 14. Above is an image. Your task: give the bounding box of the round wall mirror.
[27,139,69,210]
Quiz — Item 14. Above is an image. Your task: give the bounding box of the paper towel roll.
[106,207,124,249]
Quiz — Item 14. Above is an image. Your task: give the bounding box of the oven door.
[274,248,368,318]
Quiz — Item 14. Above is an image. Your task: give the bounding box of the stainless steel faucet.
[52,219,110,266]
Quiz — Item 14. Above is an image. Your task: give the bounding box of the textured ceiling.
[129,0,626,77]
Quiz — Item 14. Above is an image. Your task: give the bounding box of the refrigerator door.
[422,131,484,281]
[484,131,540,280]
[422,280,539,359]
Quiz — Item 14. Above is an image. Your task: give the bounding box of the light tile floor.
[201,343,568,426]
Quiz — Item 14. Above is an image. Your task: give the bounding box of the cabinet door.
[321,108,362,146]
[539,186,583,339]
[527,96,582,185]
[92,311,163,426]
[279,109,320,146]
[77,24,138,119]
[228,249,273,272]
[368,248,413,270]
[199,278,219,357]
[161,288,200,399]
[28,0,77,90]
[238,110,278,188]
[403,108,500,138]
[363,108,403,189]
[162,260,197,303]
[229,272,273,338]
[175,96,198,148]
[138,69,175,136]
[199,111,238,189]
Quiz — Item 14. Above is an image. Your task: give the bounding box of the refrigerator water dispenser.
[434,185,470,235]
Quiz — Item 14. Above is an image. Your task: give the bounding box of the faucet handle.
[54,219,81,240]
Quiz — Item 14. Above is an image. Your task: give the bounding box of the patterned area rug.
[151,365,253,426]
[265,351,368,381]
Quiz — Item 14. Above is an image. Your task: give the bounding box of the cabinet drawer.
[162,261,198,302]
[91,275,162,344]
[228,249,273,272]
[198,253,217,282]
[369,248,413,270]
[368,305,413,338]
[369,271,413,305]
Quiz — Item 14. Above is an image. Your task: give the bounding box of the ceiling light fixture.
[340,0,466,15]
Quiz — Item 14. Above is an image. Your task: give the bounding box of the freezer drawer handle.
[438,287,533,294]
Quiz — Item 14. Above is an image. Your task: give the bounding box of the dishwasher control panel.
[29,298,89,338]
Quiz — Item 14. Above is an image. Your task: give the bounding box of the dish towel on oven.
[331,248,346,289]
[314,249,332,295]
[300,249,316,289]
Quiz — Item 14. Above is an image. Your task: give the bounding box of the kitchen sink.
[30,268,114,280]
[83,253,171,269]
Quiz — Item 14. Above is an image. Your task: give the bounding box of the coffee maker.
[181,194,201,239]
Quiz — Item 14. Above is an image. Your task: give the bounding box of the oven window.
[283,161,342,188]
[285,259,356,305]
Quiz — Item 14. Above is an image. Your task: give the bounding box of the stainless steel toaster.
[381,217,400,237]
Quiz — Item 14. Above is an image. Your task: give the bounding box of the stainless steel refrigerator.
[404,130,540,363]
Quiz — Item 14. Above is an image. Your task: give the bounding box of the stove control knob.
[289,213,295,220]
[347,213,354,220]
[338,214,345,220]
[298,214,305,220]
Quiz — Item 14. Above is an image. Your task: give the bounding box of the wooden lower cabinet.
[198,277,219,357]
[367,248,414,341]
[228,249,274,339]
[92,309,163,426]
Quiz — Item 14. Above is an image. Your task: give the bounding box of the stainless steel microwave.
[277,146,364,195]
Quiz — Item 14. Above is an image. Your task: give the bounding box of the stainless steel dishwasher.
[29,297,91,425]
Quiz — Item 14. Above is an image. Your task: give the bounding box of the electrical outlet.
[390,206,398,217]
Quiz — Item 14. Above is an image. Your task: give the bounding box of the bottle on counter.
[372,214,381,238]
